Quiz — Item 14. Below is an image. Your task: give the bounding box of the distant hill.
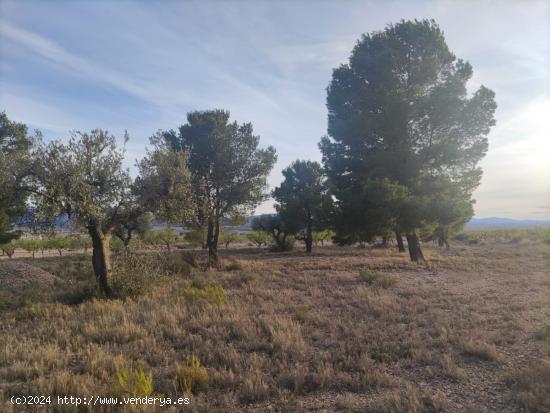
[465,217,550,230]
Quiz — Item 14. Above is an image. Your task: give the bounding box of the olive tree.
[30,130,137,295]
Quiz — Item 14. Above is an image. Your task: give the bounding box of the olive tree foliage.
[320,19,496,261]
[272,160,332,253]
[162,110,277,265]
[28,130,137,295]
[0,112,35,244]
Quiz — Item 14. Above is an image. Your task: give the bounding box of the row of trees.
[0,110,276,295]
[0,19,496,294]
[1,228,305,258]
[251,19,495,261]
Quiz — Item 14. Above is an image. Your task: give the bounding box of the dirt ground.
[0,240,549,412]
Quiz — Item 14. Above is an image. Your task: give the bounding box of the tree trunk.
[406,232,425,262]
[382,236,388,247]
[88,226,113,296]
[123,231,132,248]
[395,231,405,252]
[305,221,313,254]
[206,217,219,266]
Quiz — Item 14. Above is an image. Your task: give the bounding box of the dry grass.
[0,240,548,412]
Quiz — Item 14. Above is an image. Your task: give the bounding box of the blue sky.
[1,0,549,219]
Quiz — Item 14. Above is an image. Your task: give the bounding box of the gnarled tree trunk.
[406,232,425,262]
[88,225,113,296]
[395,231,405,252]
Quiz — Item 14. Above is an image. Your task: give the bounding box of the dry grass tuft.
[506,358,550,413]
[358,268,398,290]
[460,340,501,362]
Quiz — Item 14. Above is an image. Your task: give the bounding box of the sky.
[0,0,549,219]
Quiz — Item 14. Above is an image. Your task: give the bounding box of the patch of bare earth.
[0,260,61,289]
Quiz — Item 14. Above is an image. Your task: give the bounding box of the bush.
[112,368,153,397]
[294,305,309,324]
[111,251,164,298]
[246,231,271,248]
[220,232,243,248]
[224,258,243,271]
[183,283,226,305]
[109,236,125,252]
[270,235,295,251]
[176,354,208,394]
[183,229,206,248]
[313,230,334,246]
[0,242,16,258]
[358,269,397,290]
[157,252,193,276]
[144,228,178,250]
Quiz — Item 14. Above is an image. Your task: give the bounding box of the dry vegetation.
[0,237,549,412]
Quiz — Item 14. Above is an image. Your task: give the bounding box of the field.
[1,237,549,412]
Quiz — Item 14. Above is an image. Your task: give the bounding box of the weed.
[111,368,153,397]
[183,283,227,305]
[176,355,208,394]
[294,305,309,324]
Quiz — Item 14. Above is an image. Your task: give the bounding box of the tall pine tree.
[320,19,496,261]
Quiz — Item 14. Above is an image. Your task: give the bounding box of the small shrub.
[183,229,206,248]
[158,252,192,276]
[225,259,243,271]
[183,284,227,305]
[294,306,309,324]
[111,368,153,397]
[180,252,199,268]
[111,251,163,298]
[176,355,208,394]
[358,269,397,290]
